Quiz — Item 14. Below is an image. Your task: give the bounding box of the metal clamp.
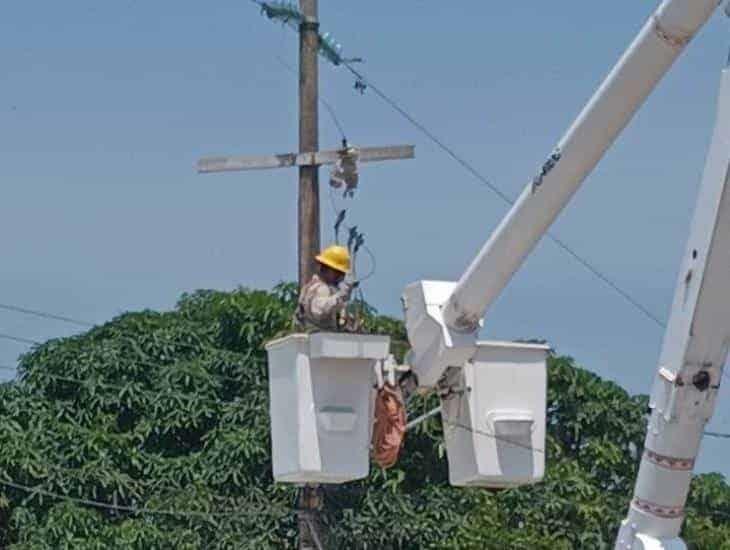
[300,18,320,31]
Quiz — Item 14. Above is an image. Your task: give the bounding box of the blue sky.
[2,1,730,475]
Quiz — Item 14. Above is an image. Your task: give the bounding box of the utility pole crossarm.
[197,145,415,174]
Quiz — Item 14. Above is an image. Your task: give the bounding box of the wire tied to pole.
[329,144,359,198]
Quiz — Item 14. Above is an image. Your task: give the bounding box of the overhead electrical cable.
[0,303,93,327]
[0,478,284,519]
[341,61,667,330]
[0,332,40,346]
[703,430,730,440]
[408,406,730,446]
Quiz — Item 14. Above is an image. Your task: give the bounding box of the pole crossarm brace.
[197,145,415,174]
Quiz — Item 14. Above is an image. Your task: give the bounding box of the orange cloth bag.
[371,384,407,469]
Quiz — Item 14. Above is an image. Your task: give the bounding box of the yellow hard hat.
[316,245,350,274]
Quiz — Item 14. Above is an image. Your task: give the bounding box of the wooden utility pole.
[196,4,414,548]
[298,0,320,289]
[296,0,323,511]
[297,0,322,510]
[296,485,324,550]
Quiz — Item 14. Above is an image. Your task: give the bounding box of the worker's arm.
[307,281,354,322]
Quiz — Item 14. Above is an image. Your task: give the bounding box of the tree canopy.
[0,285,728,549]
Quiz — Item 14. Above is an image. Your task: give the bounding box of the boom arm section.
[403,0,720,388]
[616,61,730,550]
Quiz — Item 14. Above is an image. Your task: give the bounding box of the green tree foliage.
[0,285,727,548]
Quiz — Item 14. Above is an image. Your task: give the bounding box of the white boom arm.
[403,0,720,388]
[615,62,730,550]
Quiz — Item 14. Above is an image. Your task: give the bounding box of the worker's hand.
[340,281,358,294]
[339,277,358,297]
[343,271,358,288]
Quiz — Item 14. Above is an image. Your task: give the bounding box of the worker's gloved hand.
[343,271,358,288]
[339,275,359,298]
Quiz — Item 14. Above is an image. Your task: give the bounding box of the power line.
[0,303,93,328]
[343,63,515,206]
[342,62,667,330]
[1,458,265,506]
[0,478,282,519]
[408,404,547,454]
[445,416,546,455]
[410,406,730,451]
[704,430,730,440]
[547,235,666,328]
[0,332,40,346]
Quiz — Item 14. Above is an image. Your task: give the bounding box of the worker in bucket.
[296,244,358,331]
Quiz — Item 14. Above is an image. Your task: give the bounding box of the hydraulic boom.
[616,58,730,550]
[403,0,721,388]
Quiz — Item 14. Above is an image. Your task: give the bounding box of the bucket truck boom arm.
[403,0,721,388]
[616,56,730,550]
